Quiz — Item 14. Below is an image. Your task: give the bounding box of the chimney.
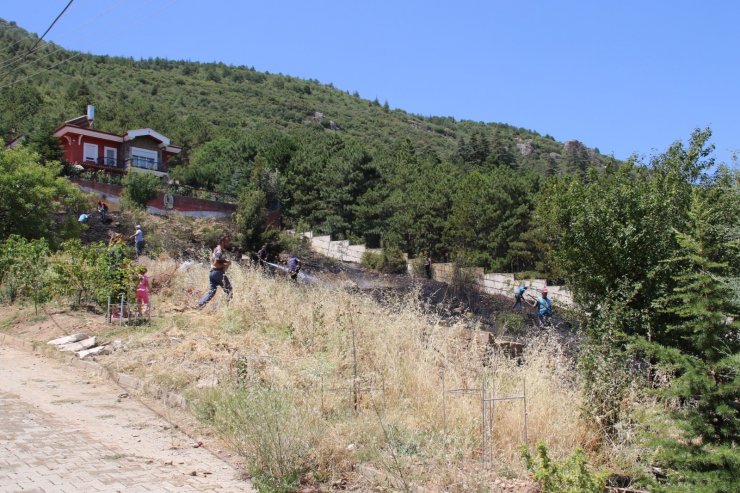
[86,104,95,128]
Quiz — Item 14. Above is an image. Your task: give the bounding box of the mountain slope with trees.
[0,18,612,272]
[1,18,738,493]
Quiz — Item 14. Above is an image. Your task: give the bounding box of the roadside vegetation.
[1,121,738,493]
[0,18,738,493]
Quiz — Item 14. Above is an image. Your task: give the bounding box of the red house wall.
[60,134,122,164]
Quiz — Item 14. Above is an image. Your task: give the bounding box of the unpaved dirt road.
[0,345,254,493]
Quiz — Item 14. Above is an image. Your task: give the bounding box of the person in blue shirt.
[512,285,527,309]
[527,287,553,327]
[78,213,89,224]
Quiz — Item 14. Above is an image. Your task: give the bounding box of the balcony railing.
[79,156,169,173]
[128,156,168,173]
[83,156,126,169]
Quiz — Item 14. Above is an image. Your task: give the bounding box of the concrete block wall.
[301,231,574,306]
[301,232,381,263]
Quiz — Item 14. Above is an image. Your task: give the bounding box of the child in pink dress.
[135,267,150,316]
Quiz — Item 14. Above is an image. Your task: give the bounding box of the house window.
[104,147,117,166]
[83,143,98,163]
[130,147,158,170]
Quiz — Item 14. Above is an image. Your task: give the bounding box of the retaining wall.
[302,231,382,263]
[73,179,236,219]
[421,263,573,306]
[302,231,574,306]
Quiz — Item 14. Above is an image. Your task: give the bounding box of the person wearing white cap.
[130,224,144,257]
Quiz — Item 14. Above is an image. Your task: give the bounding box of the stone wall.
[301,231,574,306]
[419,263,573,306]
[301,232,382,263]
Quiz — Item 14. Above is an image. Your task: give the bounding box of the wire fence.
[106,294,152,326]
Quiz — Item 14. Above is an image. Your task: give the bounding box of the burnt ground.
[71,210,579,348]
[79,210,130,244]
[73,208,237,258]
[266,249,581,349]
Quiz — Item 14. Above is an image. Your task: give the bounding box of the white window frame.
[83,143,98,163]
[104,146,117,166]
[130,147,159,170]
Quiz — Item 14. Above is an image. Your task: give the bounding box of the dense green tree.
[487,133,517,168]
[235,187,267,251]
[27,119,64,164]
[638,189,739,492]
[0,147,84,241]
[122,172,161,208]
[284,134,378,238]
[0,84,42,138]
[383,145,459,257]
[537,130,716,339]
[172,136,258,193]
[541,130,739,491]
[443,167,540,270]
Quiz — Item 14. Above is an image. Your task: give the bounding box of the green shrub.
[122,172,161,208]
[521,441,607,493]
[497,311,528,336]
[193,385,320,493]
[0,236,51,309]
[50,239,136,307]
[361,250,383,270]
[277,231,310,258]
[361,246,407,274]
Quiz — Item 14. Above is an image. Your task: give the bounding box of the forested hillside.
[0,19,609,272]
[1,17,739,493]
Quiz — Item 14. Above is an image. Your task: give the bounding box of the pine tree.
[645,191,740,491]
[488,134,516,168]
[657,192,738,437]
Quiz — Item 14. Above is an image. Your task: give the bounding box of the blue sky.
[3,0,738,165]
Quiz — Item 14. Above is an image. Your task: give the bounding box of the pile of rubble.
[47,333,122,359]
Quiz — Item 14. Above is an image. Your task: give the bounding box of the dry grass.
[103,257,598,490]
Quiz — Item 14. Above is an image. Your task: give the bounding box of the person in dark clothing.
[424,256,432,279]
[197,236,233,308]
[287,253,302,282]
[97,200,109,222]
[257,244,268,269]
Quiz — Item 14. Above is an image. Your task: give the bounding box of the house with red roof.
[54,105,181,177]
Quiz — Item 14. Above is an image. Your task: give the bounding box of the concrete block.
[47,334,88,346]
[59,336,96,352]
[77,345,110,359]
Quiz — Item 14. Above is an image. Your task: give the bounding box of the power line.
[0,0,75,82]
[0,0,179,92]
[0,0,128,76]
[30,0,76,54]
